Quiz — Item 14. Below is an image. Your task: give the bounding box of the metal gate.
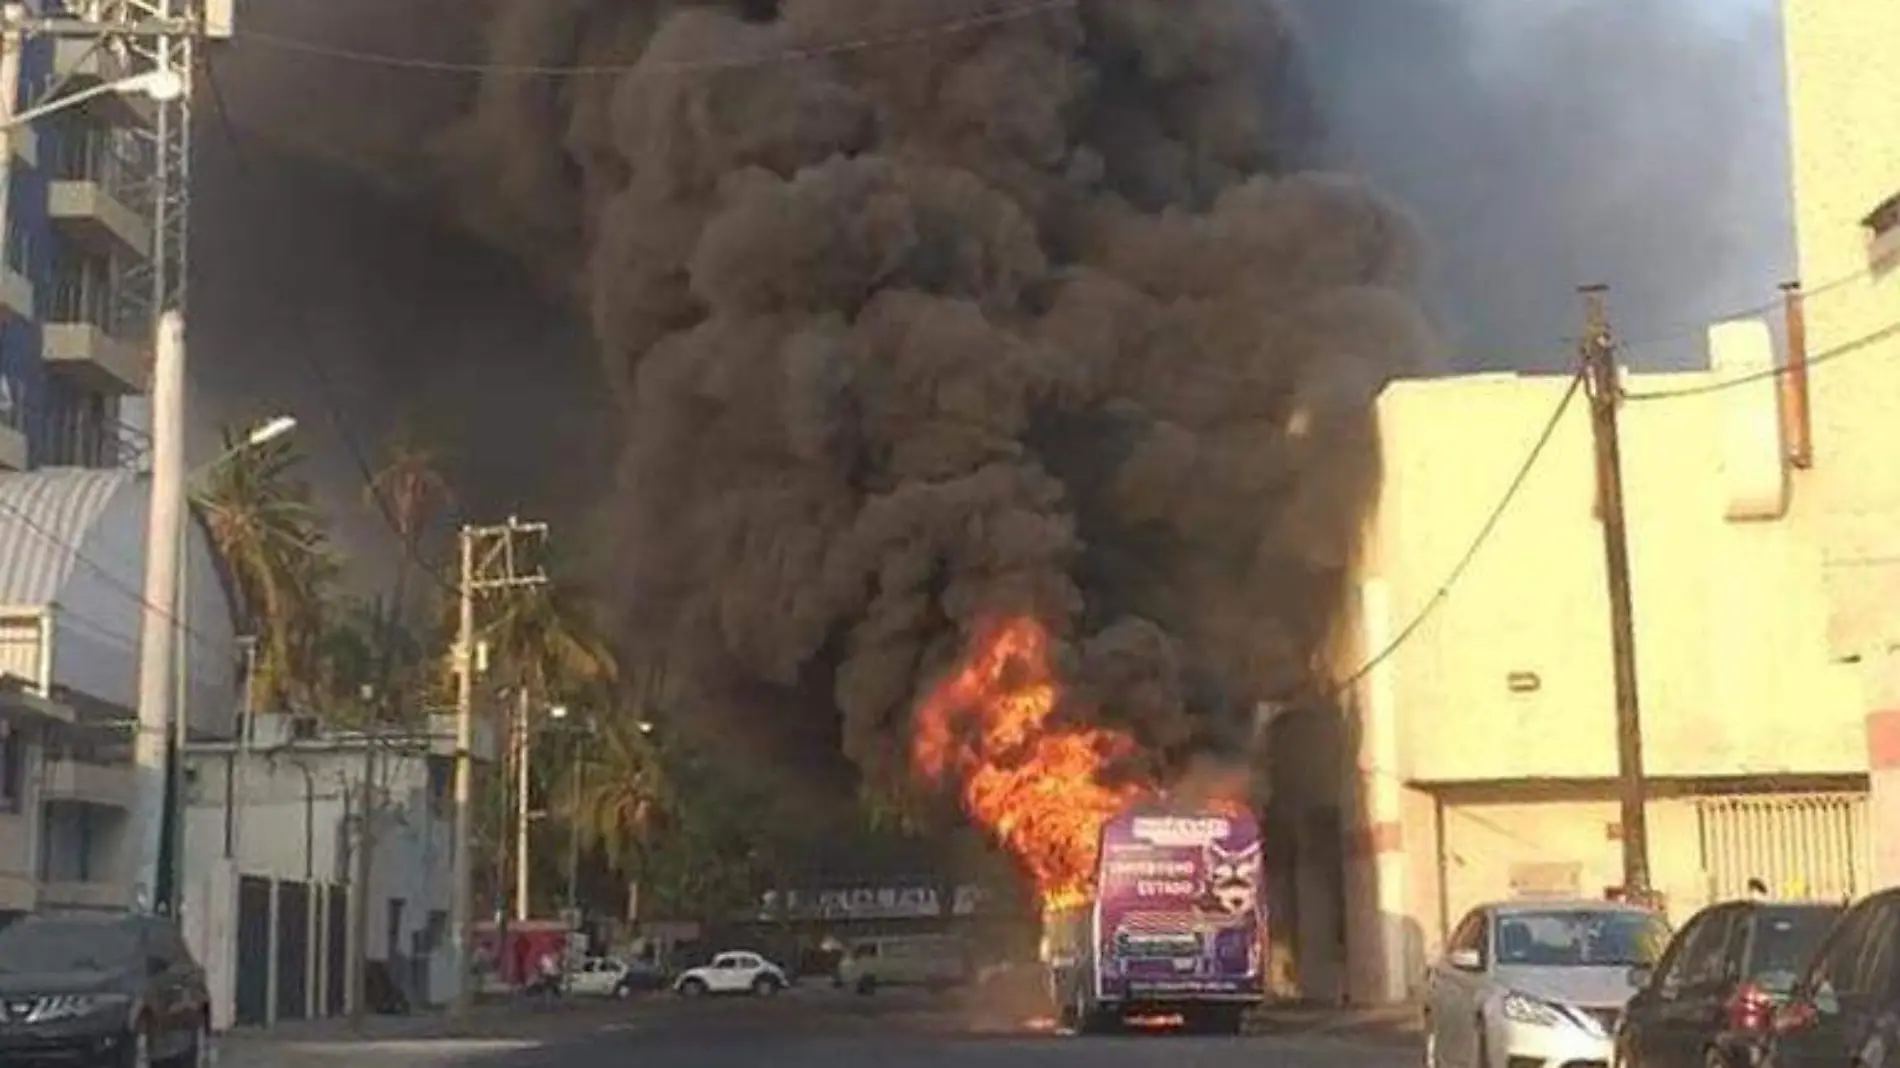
[276,881,310,1021]
[326,886,348,1016]
[1696,793,1869,903]
[234,877,271,1026]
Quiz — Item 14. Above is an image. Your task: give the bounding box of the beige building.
[1783,0,1900,882]
[1278,0,1900,1005]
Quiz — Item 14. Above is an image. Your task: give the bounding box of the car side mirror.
[1448,948,1483,972]
[1627,965,1653,989]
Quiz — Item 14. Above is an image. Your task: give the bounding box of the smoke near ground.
[400,0,1435,795]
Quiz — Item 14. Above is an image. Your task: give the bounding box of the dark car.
[612,960,669,997]
[1766,887,1900,1068]
[0,912,211,1067]
[1617,899,1840,1068]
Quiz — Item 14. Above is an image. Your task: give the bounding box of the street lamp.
[153,414,298,914]
[2,69,184,130]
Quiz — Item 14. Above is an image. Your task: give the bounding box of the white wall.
[182,737,456,1020]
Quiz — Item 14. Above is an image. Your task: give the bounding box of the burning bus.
[1042,804,1265,1035]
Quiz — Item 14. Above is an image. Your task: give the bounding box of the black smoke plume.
[414,0,1437,794]
[210,0,1438,803]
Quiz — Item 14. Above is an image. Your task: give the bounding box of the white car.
[673,951,789,997]
[1424,899,1670,1068]
[567,956,629,997]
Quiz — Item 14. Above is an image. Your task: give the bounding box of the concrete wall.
[1782,0,1900,888]
[1365,355,1857,786]
[182,736,457,1024]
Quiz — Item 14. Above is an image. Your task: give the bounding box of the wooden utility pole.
[1580,286,1652,899]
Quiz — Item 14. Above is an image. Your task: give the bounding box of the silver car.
[1425,899,1672,1068]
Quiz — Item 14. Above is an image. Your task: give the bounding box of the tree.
[193,423,334,710]
[364,428,454,721]
[482,576,618,705]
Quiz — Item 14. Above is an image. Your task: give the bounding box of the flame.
[912,617,1150,906]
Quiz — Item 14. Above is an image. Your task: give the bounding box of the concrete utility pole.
[132,311,185,912]
[1580,286,1652,899]
[514,687,532,922]
[450,519,549,1014]
[348,715,377,1026]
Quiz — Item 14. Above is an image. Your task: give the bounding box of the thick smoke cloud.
[404,0,1434,790]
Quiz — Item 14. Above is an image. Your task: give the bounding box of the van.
[834,934,972,994]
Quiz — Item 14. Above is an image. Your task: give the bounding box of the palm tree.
[481,575,618,704]
[561,710,672,872]
[364,428,454,721]
[194,424,334,710]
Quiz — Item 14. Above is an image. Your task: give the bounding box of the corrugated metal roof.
[0,468,137,607]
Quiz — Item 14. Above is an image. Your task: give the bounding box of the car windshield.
[0,920,141,973]
[1751,908,1841,993]
[1495,910,1668,967]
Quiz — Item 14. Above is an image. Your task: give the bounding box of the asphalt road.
[236,990,1419,1068]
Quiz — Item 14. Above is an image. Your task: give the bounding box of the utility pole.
[450,518,549,1014]
[514,688,532,923]
[348,709,377,1026]
[132,310,184,913]
[1580,285,1652,899]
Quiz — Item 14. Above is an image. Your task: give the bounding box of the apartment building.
[0,2,217,927]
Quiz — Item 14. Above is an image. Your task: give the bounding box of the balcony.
[37,878,130,912]
[45,278,146,394]
[51,37,156,126]
[48,130,152,259]
[41,757,133,808]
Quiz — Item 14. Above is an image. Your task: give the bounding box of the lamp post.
[152,415,297,913]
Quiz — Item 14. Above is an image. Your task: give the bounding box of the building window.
[1867,191,1900,274]
[0,726,24,814]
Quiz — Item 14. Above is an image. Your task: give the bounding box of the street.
[221,990,1420,1068]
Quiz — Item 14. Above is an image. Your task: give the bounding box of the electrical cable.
[1329,364,1587,695]
[1622,316,1900,402]
[232,0,1077,78]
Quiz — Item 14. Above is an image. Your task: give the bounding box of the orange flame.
[911,617,1150,906]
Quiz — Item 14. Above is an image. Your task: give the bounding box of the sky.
[185,0,1798,586]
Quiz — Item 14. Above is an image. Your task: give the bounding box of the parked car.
[835,934,972,994]
[566,957,630,998]
[673,951,788,997]
[612,960,669,997]
[1425,899,1671,1068]
[1764,888,1900,1068]
[0,912,212,1067]
[1617,900,1840,1068]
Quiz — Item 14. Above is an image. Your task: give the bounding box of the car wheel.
[172,1015,212,1068]
[120,1017,153,1068]
[678,978,707,998]
[856,976,876,996]
[751,975,780,997]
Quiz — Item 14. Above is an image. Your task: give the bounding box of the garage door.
[1695,793,1867,903]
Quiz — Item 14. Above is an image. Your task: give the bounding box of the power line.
[233,0,1077,77]
[1331,364,1587,695]
[1622,316,1900,402]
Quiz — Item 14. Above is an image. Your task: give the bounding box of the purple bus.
[1044,804,1266,1035]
